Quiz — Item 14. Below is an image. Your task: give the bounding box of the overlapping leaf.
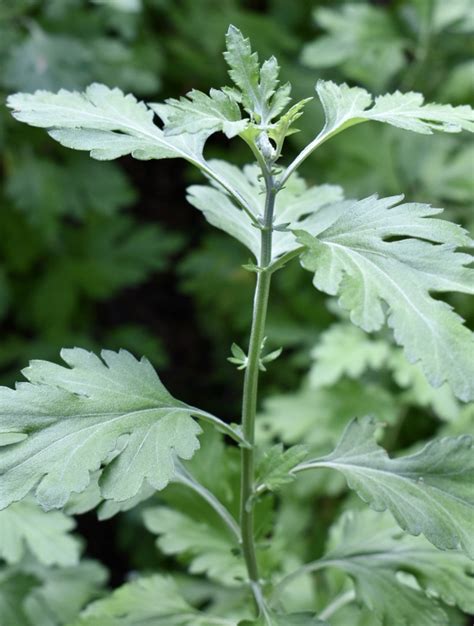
[319,509,474,625]
[309,323,461,421]
[72,575,231,626]
[296,194,474,401]
[0,559,106,626]
[0,499,79,566]
[0,348,240,510]
[162,88,248,138]
[302,417,474,557]
[187,160,343,260]
[143,506,245,586]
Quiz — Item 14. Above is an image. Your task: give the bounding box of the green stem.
[240,163,276,610]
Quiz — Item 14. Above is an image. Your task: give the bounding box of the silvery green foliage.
[318,509,474,625]
[0,348,240,511]
[302,417,474,557]
[295,195,474,401]
[0,499,79,566]
[4,22,474,624]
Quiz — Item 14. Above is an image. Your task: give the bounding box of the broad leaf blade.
[321,509,474,625]
[72,575,226,626]
[296,195,474,401]
[0,348,240,510]
[7,84,208,164]
[143,506,245,586]
[306,417,474,557]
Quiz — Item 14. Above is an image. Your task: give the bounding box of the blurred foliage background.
[0,0,473,607]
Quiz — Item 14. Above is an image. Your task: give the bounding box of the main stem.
[240,164,276,608]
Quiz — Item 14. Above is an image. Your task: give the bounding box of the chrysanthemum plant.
[2,26,474,625]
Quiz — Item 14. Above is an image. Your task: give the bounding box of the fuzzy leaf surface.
[320,509,474,625]
[296,195,474,401]
[187,160,343,260]
[7,84,208,164]
[0,348,238,510]
[256,444,308,493]
[315,80,474,145]
[223,25,290,123]
[72,575,229,626]
[0,499,79,566]
[162,88,248,138]
[143,506,245,586]
[304,417,474,557]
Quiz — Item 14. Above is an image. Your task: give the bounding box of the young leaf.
[0,499,79,566]
[72,575,227,626]
[309,324,390,388]
[320,509,474,625]
[295,195,474,401]
[301,416,474,557]
[143,506,245,586]
[0,348,242,511]
[6,84,208,164]
[161,88,248,138]
[256,444,308,493]
[224,25,290,124]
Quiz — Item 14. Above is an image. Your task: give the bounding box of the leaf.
[72,575,225,626]
[309,323,461,422]
[143,506,245,586]
[224,25,291,124]
[187,160,343,260]
[257,380,398,449]
[0,559,107,626]
[256,444,308,493]
[314,81,474,145]
[22,559,107,626]
[301,5,406,91]
[321,509,474,625]
[0,348,242,510]
[240,613,326,626]
[295,195,474,401]
[0,499,80,566]
[304,416,474,557]
[162,88,248,138]
[309,324,390,388]
[0,570,37,626]
[7,83,208,164]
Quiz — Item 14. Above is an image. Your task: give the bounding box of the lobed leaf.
[224,25,291,124]
[256,444,308,493]
[7,83,208,164]
[143,506,245,586]
[72,575,229,626]
[303,417,474,557]
[296,194,474,401]
[0,348,241,510]
[0,499,79,566]
[162,88,248,138]
[320,509,474,625]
